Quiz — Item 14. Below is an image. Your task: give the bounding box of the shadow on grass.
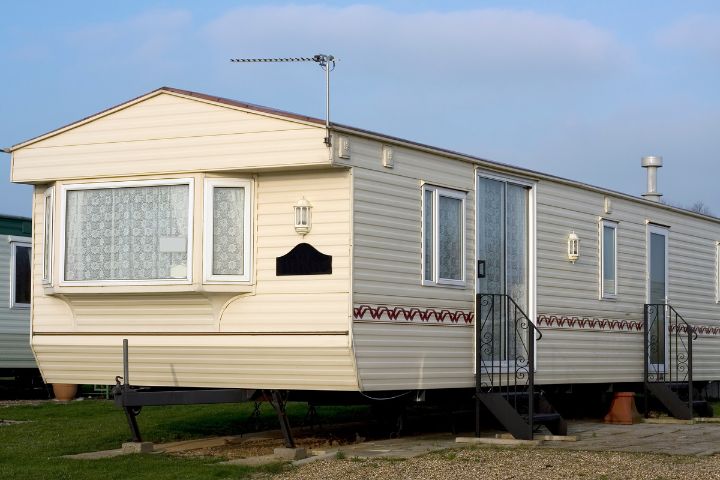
[0,399,368,480]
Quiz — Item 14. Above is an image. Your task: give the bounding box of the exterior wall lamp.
[568,231,580,263]
[294,198,312,236]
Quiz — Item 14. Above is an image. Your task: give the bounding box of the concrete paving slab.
[496,433,577,442]
[457,436,543,446]
[63,448,126,460]
[219,454,284,466]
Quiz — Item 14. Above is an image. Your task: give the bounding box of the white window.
[60,179,194,285]
[600,219,618,299]
[203,179,252,282]
[43,187,54,285]
[422,185,465,286]
[10,241,31,308]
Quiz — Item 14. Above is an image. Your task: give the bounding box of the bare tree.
[660,199,715,217]
[689,200,713,216]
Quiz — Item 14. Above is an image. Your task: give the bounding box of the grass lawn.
[0,398,364,480]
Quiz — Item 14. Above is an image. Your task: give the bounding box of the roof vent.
[641,155,663,202]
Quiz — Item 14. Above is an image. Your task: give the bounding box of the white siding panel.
[349,136,475,391]
[351,137,475,308]
[353,323,473,390]
[535,180,720,384]
[536,330,643,384]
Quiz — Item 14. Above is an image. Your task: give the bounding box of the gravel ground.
[267,445,720,480]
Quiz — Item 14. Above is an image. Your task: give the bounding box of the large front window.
[422,185,465,286]
[61,179,193,284]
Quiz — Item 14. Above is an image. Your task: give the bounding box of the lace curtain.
[212,187,245,276]
[423,189,434,280]
[438,195,463,280]
[477,177,504,296]
[505,184,527,313]
[64,184,189,281]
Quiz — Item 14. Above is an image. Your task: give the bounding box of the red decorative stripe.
[353,305,474,325]
[537,314,720,336]
[536,315,642,332]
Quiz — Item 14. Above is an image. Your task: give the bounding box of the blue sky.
[2,1,719,217]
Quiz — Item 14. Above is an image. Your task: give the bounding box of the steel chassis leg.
[249,400,264,431]
[304,403,322,432]
[123,406,143,442]
[269,390,296,448]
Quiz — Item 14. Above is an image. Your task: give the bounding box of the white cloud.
[203,5,629,82]
[656,14,720,57]
[67,9,193,63]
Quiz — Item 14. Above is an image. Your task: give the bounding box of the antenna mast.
[230,54,336,147]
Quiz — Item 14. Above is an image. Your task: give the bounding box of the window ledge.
[45,284,255,296]
[422,281,467,289]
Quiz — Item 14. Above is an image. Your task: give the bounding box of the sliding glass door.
[477,175,530,363]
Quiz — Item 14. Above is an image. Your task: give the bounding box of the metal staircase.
[643,304,711,419]
[475,294,566,440]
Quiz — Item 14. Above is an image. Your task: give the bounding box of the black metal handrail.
[643,303,695,415]
[475,293,541,433]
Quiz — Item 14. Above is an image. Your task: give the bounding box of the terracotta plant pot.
[52,383,78,401]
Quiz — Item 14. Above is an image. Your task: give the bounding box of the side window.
[43,187,54,285]
[10,242,31,308]
[203,179,253,282]
[600,219,618,299]
[422,185,465,286]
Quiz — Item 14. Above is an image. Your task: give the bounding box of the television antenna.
[230,54,336,147]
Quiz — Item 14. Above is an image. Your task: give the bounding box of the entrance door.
[647,225,669,373]
[476,174,530,363]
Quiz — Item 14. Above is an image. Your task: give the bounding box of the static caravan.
[7,87,720,439]
[0,215,35,380]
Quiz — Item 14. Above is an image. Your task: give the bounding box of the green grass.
[0,399,365,480]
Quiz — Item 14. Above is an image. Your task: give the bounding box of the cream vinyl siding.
[347,135,476,390]
[33,334,356,390]
[0,234,35,369]
[29,167,356,389]
[535,180,720,384]
[12,92,329,183]
[220,169,352,333]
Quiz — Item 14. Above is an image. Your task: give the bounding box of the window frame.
[421,184,466,287]
[716,241,720,303]
[9,239,32,309]
[599,218,618,299]
[42,186,54,285]
[59,178,195,286]
[203,178,253,283]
